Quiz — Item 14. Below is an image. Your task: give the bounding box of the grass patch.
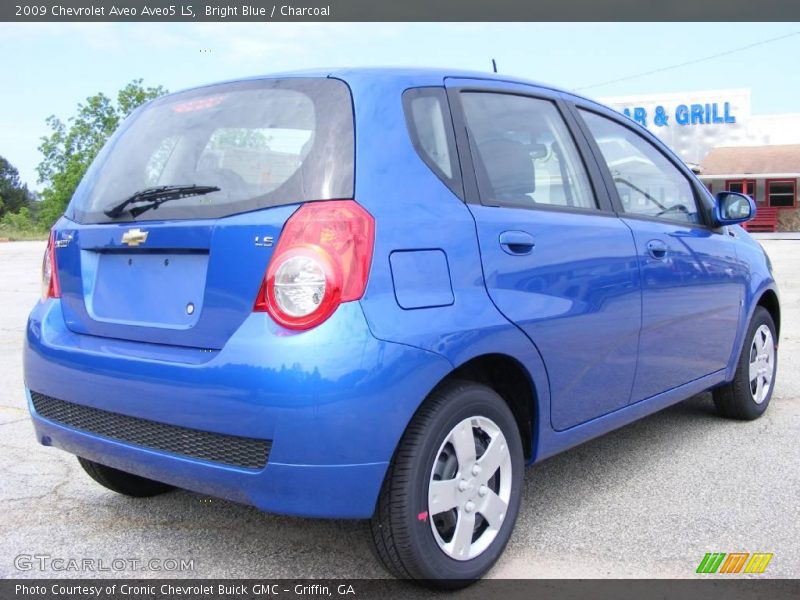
[0,224,49,241]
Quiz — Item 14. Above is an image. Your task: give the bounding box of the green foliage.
[36,79,167,227]
[0,207,48,240]
[2,206,31,229]
[209,128,270,149]
[0,156,34,217]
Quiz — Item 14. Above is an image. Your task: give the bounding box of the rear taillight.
[254,200,374,330]
[41,230,61,301]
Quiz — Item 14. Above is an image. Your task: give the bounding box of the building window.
[767,180,796,208]
[726,179,757,201]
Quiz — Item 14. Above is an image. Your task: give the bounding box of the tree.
[0,156,33,217]
[37,79,167,226]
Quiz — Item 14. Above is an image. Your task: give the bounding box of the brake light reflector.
[254,200,374,330]
[170,95,226,113]
[41,230,61,301]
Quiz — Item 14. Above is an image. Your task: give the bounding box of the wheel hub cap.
[427,416,512,561]
[749,324,775,405]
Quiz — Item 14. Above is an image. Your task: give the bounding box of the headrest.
[478,139,535,197]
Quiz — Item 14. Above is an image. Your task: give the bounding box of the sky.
[1,21,799,190]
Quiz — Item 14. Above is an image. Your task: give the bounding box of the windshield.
[67,78,354,223]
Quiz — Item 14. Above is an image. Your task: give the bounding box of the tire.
[713,306,778,420]
[369,381,524,588]
[77,457,174,497]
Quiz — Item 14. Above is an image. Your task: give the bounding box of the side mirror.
[714,191,756,225]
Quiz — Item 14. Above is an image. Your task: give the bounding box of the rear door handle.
[646,239,669,260]
[499,231,535,255]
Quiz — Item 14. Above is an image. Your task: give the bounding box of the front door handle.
[499,231,535,255]
[646,239,669,260]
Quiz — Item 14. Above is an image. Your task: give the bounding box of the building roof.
[701,145,800,176]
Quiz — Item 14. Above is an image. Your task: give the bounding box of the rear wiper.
[104,184,220,219]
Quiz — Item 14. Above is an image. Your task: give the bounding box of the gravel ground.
[0,239,797,579]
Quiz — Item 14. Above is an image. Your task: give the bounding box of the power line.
[575,30,800,92]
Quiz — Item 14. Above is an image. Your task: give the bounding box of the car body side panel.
[723,226,780,381]
[340,73,562,463]
[561,92,780,391]
[534,369,728,462]
[345,72,770,466]
[622,218,747,402]
[346,74,544,367]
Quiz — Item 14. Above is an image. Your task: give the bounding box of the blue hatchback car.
[25,68,780,585]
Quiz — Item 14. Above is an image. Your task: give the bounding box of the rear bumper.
[24,299,452,518]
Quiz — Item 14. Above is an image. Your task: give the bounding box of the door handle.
[499,231,535,255]
[646,239,669,260]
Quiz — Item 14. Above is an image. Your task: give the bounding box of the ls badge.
[121,228,149,247]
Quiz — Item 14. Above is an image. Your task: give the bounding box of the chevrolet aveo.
[25,68,780,586]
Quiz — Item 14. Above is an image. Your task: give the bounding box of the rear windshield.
[67,78,354,224]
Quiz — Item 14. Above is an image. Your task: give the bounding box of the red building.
[700,145,800,232]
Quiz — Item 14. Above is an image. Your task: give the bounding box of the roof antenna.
[491,58,498,73]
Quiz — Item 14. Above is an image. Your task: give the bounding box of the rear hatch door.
[54,76,354,350]
[56,208,294,350]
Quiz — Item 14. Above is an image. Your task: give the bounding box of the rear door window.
[68,78,354,224]
[403,87,462,197]
[459,92,597,210]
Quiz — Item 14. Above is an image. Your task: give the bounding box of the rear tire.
[713,306,777,420]
[77,457,174,497]
[369,381,524,588]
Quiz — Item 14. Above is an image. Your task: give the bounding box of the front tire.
[369,381,524,588]
[78,457,174,497]
[713,306,777,420]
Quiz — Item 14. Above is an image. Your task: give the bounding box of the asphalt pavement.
[1,239,797,579]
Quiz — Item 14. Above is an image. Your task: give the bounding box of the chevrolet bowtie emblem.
[121,228,148,247]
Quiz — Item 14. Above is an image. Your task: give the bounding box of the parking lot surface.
[1,239,798,579]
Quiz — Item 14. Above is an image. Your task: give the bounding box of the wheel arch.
[725,283,781,383]
[756,288,781,338]
[434,353,539,461]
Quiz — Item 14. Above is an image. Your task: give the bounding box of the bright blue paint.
[498,230,536,255]
[621,219,746,401]
[57,206,298,349]
[713,192,757,226]
[87,251,207,328]
[468,204,642,432]
[26,300,452,517]
[24,68,780,519]
[390,250,454,309]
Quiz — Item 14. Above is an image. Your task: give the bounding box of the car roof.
[163,66,600,107]
[269,65,550,84]
[273,66,579,94]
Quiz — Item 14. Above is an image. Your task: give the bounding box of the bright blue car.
[25,68,780,585]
